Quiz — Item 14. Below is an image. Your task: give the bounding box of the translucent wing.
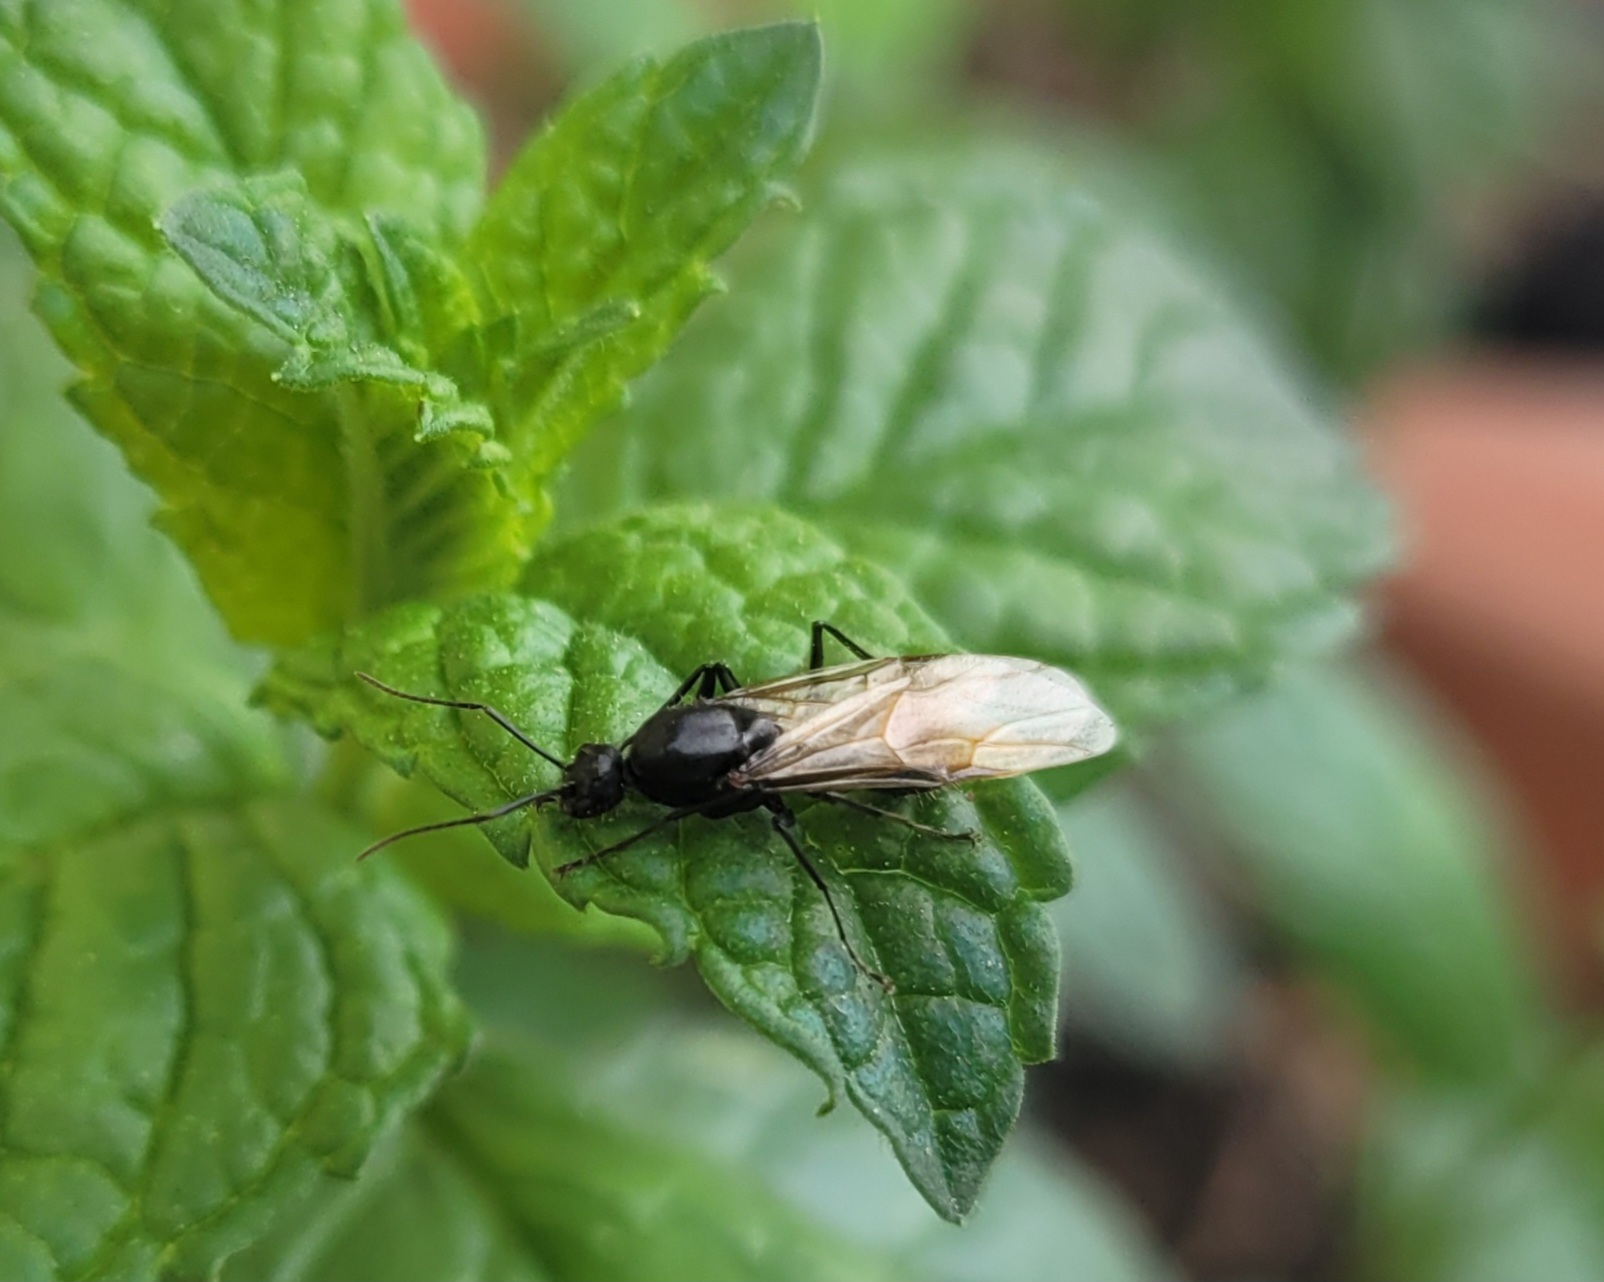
[723,653,1117,792]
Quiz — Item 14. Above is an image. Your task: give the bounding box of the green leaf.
[0,620,286,849]
[0,232,291,828]
[237,933,1167,1281]
[1054,786,1247,1068]
[517,0,969,104]
[429,1041,895,1282]
[158,175,495,435]
[0,229,216,637]
[262,504,1074,1222]
[1359,1080,1604,1282]
[469,21,823,478]
[1166,662,1549,1084]
[0,288,472,1277]
[222,1125,552,1282]
[443,937,1164,1281]
[469,936,1164,1282]
[0,0,509,644]
[557,147,1392,740]
[0,797,469,1282]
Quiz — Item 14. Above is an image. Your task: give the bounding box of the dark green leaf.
[262,503,1074,1222]
[558,148,1391,741]
[1166,662,1549,1083]
[469,21,823,478]
[0,0,510,644]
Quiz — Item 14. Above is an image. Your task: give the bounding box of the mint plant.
[0,0,1389,1275]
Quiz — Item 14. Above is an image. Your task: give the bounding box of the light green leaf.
[261,504,1074,1222]
[1166,662,1548,1083]
[0,797,469,1282]
[558,147,1392,740]
[158,175,494,434]
[1055,786,1247,1068]
[0,620,286,849]
[0,0,506,644]
[469,21,823,479]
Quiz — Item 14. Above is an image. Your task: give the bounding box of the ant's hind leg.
[767,800,894,992]
[819,792,980,843]
[551,802,711,875]
[809,621,875,669]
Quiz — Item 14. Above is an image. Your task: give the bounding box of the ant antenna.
[355,672,566,769]
[357,788,562,861]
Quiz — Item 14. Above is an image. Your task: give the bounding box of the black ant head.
[559,743,626,818]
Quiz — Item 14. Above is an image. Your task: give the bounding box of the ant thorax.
[623,703,780,808]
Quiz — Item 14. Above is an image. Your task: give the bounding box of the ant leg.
[809,621,875,669]
[656,662,744,713]
[356,673,564,769]
[551,802,711,875]
[697,662,742,698]
[768,800,894,992]
[621,663,745,750]
[818,792,979,843]
[358,787,560,861]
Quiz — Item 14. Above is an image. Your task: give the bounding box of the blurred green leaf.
[559,148,1391,741]
[0,230,288,834]
[1167,662,1548,1083]
[428,1040,895,1282]
[1055,786,1248,1068]
[471,21,823,479]
[224,1125,552,1282]
[453,934,1169,1282]
[1360,1079,1604,1282]
[0,231,226,649]
[519,0,706,73]
[519,0,967,101]
[0,0,503,645]
[262,503,1075,1222]
[1062,0,1578,377]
